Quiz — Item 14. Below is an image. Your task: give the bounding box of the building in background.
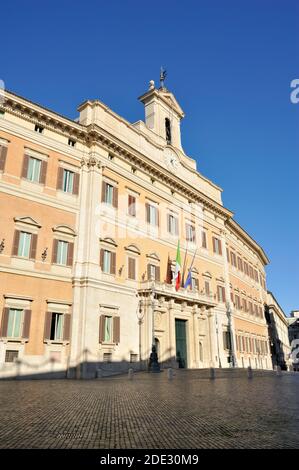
[288,310,299,371]
[265,292,291,370]
[0,79,272,378]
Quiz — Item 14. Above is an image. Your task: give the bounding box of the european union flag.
[184,269,192,289]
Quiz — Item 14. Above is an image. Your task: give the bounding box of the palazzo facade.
[0,81,272,378]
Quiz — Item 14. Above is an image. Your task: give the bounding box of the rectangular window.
[248,302,253,314]
[104,316,112,342]
[235,295,241,310]
[254,304,258,316]
[7,309,23,338]
[249,265,254,279]
[213,237,222,255]
[242,298,247,312]
[254,269,259,282]
[5,350,19,363]
[230,252,237,267]
[63,169,74,193]
[148,204,158,226]
[128,257,136,280]
[217,285,226,303]
[202,231,207,248]
[223,331,232,350]
[168,214,178,236]
[50,313,64,341]
[185,223,196,243]
[237,257,243,272]
[18,232,32,258]
[150,264,156,280]
[244,261,249,276]
[105,183,114,205]
[204,281,210,295]
[27,157,41,182]
[56,240,69,265]
[103,352,112,362]
[103,250,111,273]
[128,194,136,217]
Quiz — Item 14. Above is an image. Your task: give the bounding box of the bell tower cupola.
[138,69,185,151]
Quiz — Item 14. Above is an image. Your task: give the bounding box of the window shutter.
[56,167,64,190]
[101,181,106,202]
[30,234,37,260]
[230,292,234,303]
[226,248,230,262]
[21,154,29,178]
[113,316,120,344]
[44,311,52,341]
[51,239,58,263]
[73,173,80,195]
[128,257,135,280]
[110,252,116,275]
[212,237,216,253]
[218,239,222,255]
[67,242,74,267]
[99,315,105,343]
[195,278,199,290]
[145,203,150,223]
[39,160,48,184]
[147,263,151,280]
[12,230,20,256]
[113,186,118,208]
[0,308,10,337]
[22,310,32,339]
[100,249,104,270]
[155,265,160,282]
[202,231,207,248]
[0,145,8,171]
[63,314,71,341]
[222,287,226,303]
[156,208,159,227]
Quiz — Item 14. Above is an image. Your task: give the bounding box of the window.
[130,353,138,363]
[254,269,259,282]
[244,261,249,276]
[102,182,118,207]
[68,138,76,147]
[191,277,199,290]
[217,285,226,303]
[235,295,241,310]
[108,154,114,161]
[104,316,112,342]
[202,231,207,249]
[226,248,230,262]
[7,309,23,338]
[128,194,136,217]
[167,214,178,236]
[146,203,159,226]
[204,281,210,295]
[63,169,74,193]
[5,350,19,363]
[185,223,196,243]
[56,240,69,265]
[50,313,64,341]
[165,117,172,144]
[52,239,73,266]
[249,265,254,279]
[254,304,258,316]
[27,157,41,182]
[103,352,112,362]
[18,232,32,258]
[34,124,44,133]
[0,144,8,171]
[237,257,243,272]
[248,301,253,315]
[128,257,136,280]
[230,252,237,267]
[242,298,247,312]
[259,306,263,318]
[147,263,160,281]
[100,249,116,275]
[212,237,222,255]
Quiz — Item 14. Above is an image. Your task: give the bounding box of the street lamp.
[148,279,160,373]
[226,302,236,368]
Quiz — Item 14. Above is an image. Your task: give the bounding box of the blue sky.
[1,0,298,314]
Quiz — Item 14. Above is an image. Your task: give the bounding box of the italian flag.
[174,240,182,291]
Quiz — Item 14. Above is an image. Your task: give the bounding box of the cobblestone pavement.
[0,370,299,449]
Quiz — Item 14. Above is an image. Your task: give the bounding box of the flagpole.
[181,241,189,287]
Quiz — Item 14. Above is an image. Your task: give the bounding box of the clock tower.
[138,77,185,152]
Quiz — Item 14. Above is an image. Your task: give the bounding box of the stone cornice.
[226,219,269,266]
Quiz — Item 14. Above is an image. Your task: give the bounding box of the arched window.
[165,118,172,144]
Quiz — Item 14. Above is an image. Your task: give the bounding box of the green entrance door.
[175,319,187,368]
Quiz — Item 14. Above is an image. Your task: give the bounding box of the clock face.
[164,148,180,172]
